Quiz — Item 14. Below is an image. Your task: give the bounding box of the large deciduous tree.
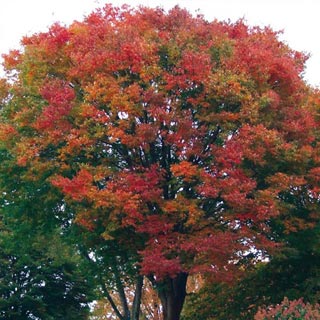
[1,5,320,320]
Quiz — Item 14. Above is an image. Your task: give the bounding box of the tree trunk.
[156,272,188,320]
[131,275,144,320]
[111,264,130,320]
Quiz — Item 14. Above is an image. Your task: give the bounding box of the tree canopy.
[0,4,320,320]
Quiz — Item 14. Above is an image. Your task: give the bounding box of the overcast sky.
[1,0,319,87]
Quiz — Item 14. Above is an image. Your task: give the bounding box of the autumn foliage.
[1,4,320,319]
[255,297,320,320]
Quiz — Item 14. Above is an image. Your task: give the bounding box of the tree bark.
[156,272,188,320]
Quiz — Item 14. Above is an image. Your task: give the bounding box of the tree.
[0,150,94,319]
[1,4,319,320]
[91,278,161,320]
[0,228,92,320]
[80,234,144,320]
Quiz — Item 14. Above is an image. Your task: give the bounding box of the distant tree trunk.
[111,261,131,320]
[131,275,144,320]
[156,272,188,320]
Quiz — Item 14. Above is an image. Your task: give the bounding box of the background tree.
[1,4,319,320]
[90,278,161,320]
[80,234,144,320]
[0,149,94,319]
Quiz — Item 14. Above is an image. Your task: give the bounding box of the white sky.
[0,0,319,87]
